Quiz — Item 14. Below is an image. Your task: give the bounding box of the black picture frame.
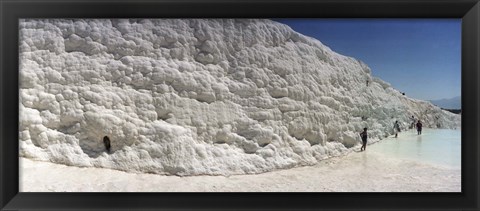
[1,0,479,210]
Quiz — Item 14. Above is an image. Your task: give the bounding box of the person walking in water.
[410,115,416,130]
[416,120,423,135]
[394,120,401,138]
[359,128,368,151]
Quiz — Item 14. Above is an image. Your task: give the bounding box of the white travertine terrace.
[19,19,461,175]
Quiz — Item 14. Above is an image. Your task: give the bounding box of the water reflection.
[416,135,422,156]
[361,151,367,168]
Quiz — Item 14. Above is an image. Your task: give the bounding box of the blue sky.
[274,19,461,101]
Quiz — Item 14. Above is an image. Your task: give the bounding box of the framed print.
[1,0,479,210]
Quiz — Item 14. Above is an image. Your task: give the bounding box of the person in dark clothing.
[416,120,423,135]
[394,120,401,138]
[103,136,111,152]
[359,127,368,151]
[410,115,416,130]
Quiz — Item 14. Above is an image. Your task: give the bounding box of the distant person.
[410,115,416,129]
[103,136,111,152]
[359,127,368,151]
[393,120,401,138]
[416,120,423,135]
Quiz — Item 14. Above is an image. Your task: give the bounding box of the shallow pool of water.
[368,128,461,169]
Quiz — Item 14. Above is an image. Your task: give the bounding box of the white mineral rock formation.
[19,19,461,175]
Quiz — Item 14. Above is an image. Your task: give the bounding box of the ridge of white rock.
[19,19,461,176]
